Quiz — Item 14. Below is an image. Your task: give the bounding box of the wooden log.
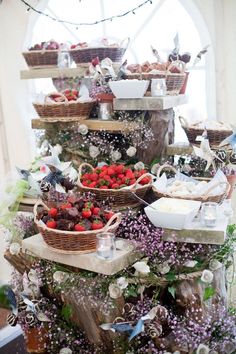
[4,250,33,274]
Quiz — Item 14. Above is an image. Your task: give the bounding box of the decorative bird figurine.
[151,45,161,62]
[193,45,210,66]
[219,132,236,152]
[117,59,128,80]
[193,130,220,171]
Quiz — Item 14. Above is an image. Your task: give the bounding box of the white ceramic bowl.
[109,79,149,99]
[144,198,201,230]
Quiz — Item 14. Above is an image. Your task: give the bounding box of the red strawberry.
[118,173,125,179]
[115,165,125,174]
[48,208,58,218]
[129,179,136,186]
[60,203,72,210]
[72,89,78,97]
[101,165,108,171]
[71,44,77,49]
[126,171,135,179]
[92,220,104,230]
[99,171,108,178]
[82,181,89,187]
[89,181,97,188]
[99,185,109,189]
[139,176,151,185]
[107,167,115,176]
[82,208,92,218]
[46,220,57,229]
[74,223,86,231]
[105,211,114,220]
[92,207,100,216]
[84,202,94,210]
[111,183,120,189]
[90,173,98,181]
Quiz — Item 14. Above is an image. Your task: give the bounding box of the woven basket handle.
[120,37,130,50]
[179,116,189,128]
[44,92,68,104]
[203,181,230,198]
[156,164,177,178]
[33,200,50,223]
[130,173,153,190]
[77,163,95,187]
[167,60,186,74]
[103,212,122,231]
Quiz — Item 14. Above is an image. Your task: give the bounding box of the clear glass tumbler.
[96,232,116,260]
[201,202,218,227]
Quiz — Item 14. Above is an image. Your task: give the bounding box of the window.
[30,0,213,142]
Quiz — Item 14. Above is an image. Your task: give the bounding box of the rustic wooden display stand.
[9,66,229,353]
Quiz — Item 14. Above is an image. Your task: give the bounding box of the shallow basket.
[22,50,59,69]
[152,164,230,204]
[34,201,121,253]
[33,92,95,119]
[179,116,233,145]
[77,163,153,209]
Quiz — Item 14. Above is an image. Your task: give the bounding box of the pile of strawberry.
[81,164,151,189]
[49,89,79,103]
[40,196,114,231]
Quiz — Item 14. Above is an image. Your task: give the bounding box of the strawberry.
[99,171,108,178]
[105,211,114,220]
[74,223,86,231]
[90,173,98,181]
[125,168,133,175]
[129,179,136,186]
[81,173,91,180]
[82,181,89,187]
[107,167,115,176]
[71,44,77,49]
[46,220,57,229]
[111,183,120,189]
[118,173,125,179]
[92,207,100,216]
[48,208,58,218]
[139,176,151,185]
[89,181,97,188]
[126,171,135,179]
[84,201,94,210]
[82,208,92,218]
[99,185,109,189]
[101,165,108,171]
[60,203,72,210]
[115,164,125,174]
[72,89,78,97]
[92,220,104,230]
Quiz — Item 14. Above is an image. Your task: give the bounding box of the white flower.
[134,161,145,171]
[108,284,123,299]
[59,348,72,354]
[28,269,39,284]
[3,230,12,243]
[111,150,122,162]
[201,269,214,283]
[9,242,21,255]
[133,261,150,276]
[53,271,69,284]
[53,144,62,155]
[126,146,137,157]
[116,277,128,290]
[196,344,210,354]
[78,124,88,135]
[151,163,160,175]
[89,145,100,159]
[209,259,222,271]
[158,261,170,275]
[184,260,198,268]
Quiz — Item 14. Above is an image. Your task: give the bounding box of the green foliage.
[61,304,73,322]
[165,272,176,282]
[124,284,138,298]
[203,286,215,301]
[168,286,176,298]
[0,285,11,309]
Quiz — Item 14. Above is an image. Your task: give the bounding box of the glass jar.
[201,202,218,227]
[151,78,167,97]
[96,232,116,260]
[98,102,113,120]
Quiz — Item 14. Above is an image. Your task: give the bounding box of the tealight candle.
[96,232,116,260]
[201,202,218,227]
[151,78,166,97]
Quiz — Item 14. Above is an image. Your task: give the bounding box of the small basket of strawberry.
[33,90,95,119]
[77,163,153,209]
[33,196,121,253]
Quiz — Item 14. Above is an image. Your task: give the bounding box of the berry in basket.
[49,89,79,102]
[29,40,60,51]
[38,196,115,232]
[80,164,151,190]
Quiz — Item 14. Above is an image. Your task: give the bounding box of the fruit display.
[80,164,151,190]
[38,195,115,232]
[29,40,60,51]
[48,89,79,103]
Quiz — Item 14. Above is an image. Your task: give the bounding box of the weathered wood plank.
[113,95,187,111]
[22,234,141,275]
[31,118,140,132]
[166,142,193,156]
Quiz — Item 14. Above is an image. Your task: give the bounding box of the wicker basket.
[179,116,233,145]
[33,93,95,119]
[126,61,186,95]
[77,163,153,209]
[34,201,121,253]
[22,50,59,69]
[152,164,230,203]
[69,38,130,64]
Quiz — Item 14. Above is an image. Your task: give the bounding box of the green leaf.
[227,224,236,236]
[168,286,176,298]
[203,287,215,301]
[165,272,176,282]
[61,304,73,322]
[124,285,138,298]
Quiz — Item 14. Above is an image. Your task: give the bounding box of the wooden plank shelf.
[31,118,140,132]
[20,63,120,80]
[113,95,188,111]
[166,142,193,156]
[22,234,140,275]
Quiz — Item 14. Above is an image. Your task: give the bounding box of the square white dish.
[109,79,149,99]
[144,197,201,230]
